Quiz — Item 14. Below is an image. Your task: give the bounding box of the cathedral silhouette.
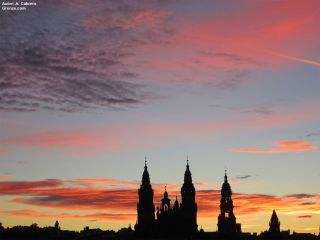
[134,161,319,240]
[135,160,197,237]
[135,160,241,238]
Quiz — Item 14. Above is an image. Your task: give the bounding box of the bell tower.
[161,186,171,212]
[135,160,155,236]
[218,170,239,235]
[180,160,198,234]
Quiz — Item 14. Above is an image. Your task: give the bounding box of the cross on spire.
[224,168,228,182]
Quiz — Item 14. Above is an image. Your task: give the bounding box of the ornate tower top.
[161,186,171,212]
[142,159,150,186]
[184,159,193,185]
[221,170,232,197]
[164,186,168,198]
[218,170,239,235]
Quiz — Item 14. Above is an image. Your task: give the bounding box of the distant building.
[217,170,241,237]
[269,210,280,234]
[259,210,291,240]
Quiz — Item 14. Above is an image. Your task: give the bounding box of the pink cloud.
[232,140,318,154]
[1,106,317,154]
[0,131,122,152]
[0,149,8,155]
[129,0,320,86]
[82,8,169,30]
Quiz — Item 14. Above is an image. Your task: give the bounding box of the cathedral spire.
[180,160,197,234]
[224,169,228,182]
[164,186,168,198]
[135,160,155,236]
[184,159,192,185]
[142,158,150,185]
[269,209,280,233]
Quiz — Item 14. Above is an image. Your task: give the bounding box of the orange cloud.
[232,140,318,154]
[1,178,319,217]
[0,209,135,222]
[0,178,319,232]
[0,175,13,180]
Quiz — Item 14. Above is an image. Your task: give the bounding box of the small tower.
[218,170,239,236]
[269,210,280,233]
[161,186,171,212]
[173,196,179,211]
[135,160,155,237]
[54,220,60,231]
[180,160,198,235]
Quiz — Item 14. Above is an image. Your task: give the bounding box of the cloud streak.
[235,175,253,180]
[270,52,320,68]
[0,175,13,180]
[232,140,318,154]
[298,215,312,218]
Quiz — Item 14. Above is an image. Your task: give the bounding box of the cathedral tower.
[180,160,198,234]
[135,160,155,236]
[269,210,280,233]
[218,170,240,235]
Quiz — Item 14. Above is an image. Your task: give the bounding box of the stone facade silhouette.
[135,160,197,237]
[217,170,241,236]
[156,187,181,236]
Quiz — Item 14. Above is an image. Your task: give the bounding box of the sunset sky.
[0,0,320,234]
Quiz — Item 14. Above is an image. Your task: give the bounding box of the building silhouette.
[179,160,198,234]
[260,210,291,240]
[269,210,281,234]
[135,160,155,237]
[217,170,241,237]
[135,160,197,237]
[156,187,181,236]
